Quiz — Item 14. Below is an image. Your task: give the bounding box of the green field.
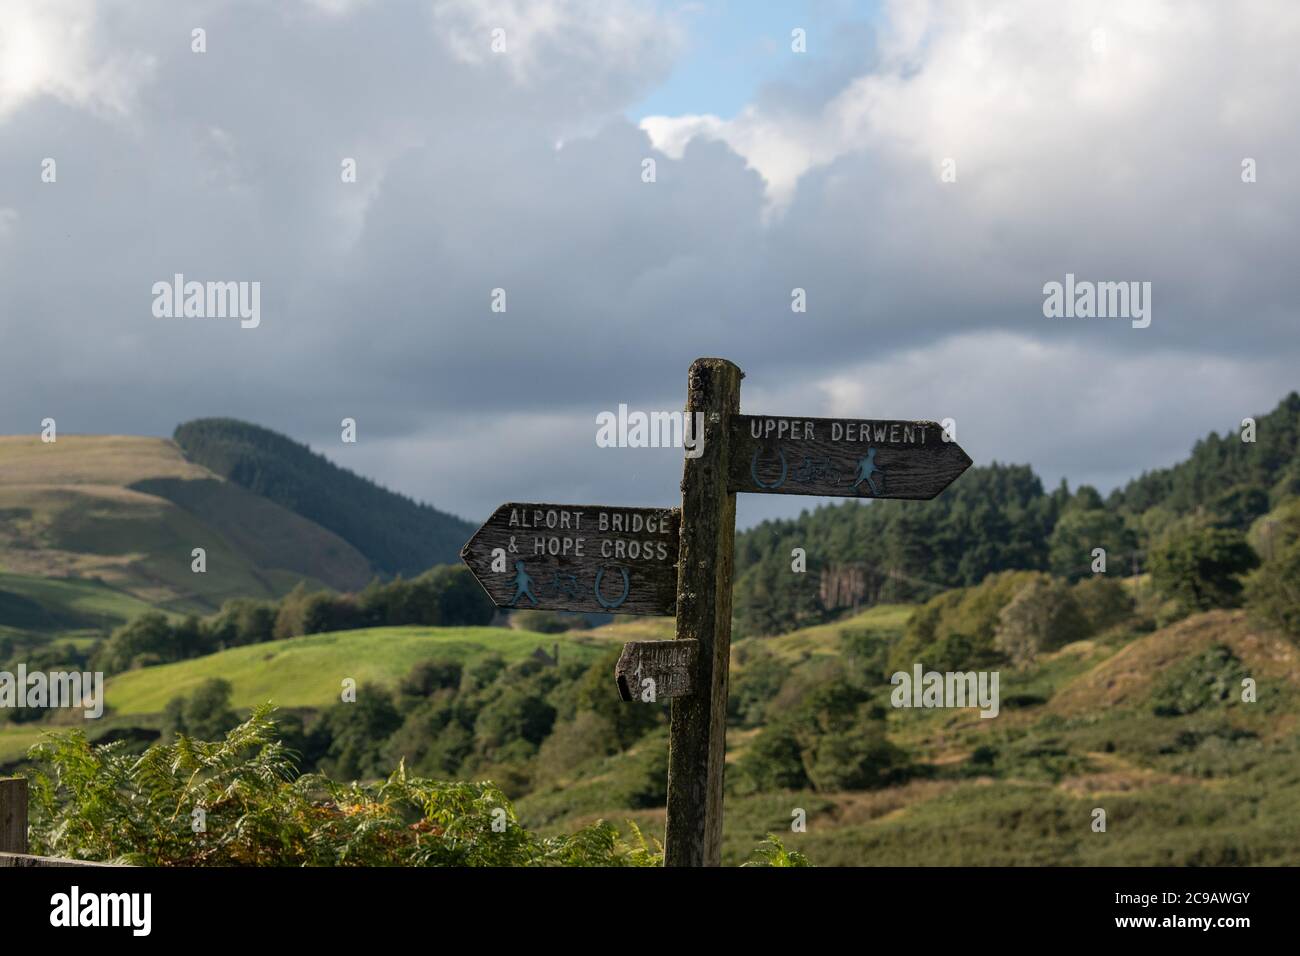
[103,624,627,715]
[0,570,161,644]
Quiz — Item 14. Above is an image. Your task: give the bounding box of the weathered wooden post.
[0,777,29,855]
[664,357,743,867]
[460,356,971,867]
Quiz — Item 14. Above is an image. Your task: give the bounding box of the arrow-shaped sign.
[727,414,972,499]
[461,502,680,616]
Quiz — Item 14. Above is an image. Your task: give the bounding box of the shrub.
[1149,525,1258,614]
[1245,539,1300,642]
[24,706,662,866]
[1070,575,1135,633]
[994,577,1091,666]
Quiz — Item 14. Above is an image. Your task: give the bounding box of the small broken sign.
[615,640,698,702]
[461,503,680,616]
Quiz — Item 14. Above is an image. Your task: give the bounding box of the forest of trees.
[174,418,475,576]
[732,392,1300,637]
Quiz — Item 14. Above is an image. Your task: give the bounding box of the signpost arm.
[664,357,743,867]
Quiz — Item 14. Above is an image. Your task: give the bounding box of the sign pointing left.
[461,503,680,616]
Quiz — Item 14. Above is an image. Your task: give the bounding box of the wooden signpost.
[729,415,971,499]
[461,358,973,867]
[461,503,680,616]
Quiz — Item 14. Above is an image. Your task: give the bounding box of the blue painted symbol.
[539,572,580,601]
[594,566,631,609]
[851,448,883,495]
[751,448,788,489]
[792,456,834,483]
[510,560,538,606]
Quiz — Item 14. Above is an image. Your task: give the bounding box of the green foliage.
[318,686,404,780]
[737,677,907,794]
[93,565,493,676]
[1112,392,1300,517]
[24,706,660,866]
[729,645,789,727]
[1245,539,1300,641]
[736,724,809,791]
[509,610,590,633]
[994,577,1091,666]
[1070,575,1134,633]
[162,678,240,741]
[570,648,663,749]
[1048,498,1135,580]
[1149,525,1258,614]
[1248,497,1300,559]
[174,418,474,577]
[742,835,812,867]
[1151,645,1249,717]
[95,611,202,673]
[890,570,1043,672]
[734,464,1058,636]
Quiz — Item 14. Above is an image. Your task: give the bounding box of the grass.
[104,624,627,715]
[0,570,160,641]
[0,723,58,765]
[522,607,1300,865]
[738,604,913,664]
[0,434,371,618]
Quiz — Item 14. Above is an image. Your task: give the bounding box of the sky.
[2,0,1298,530]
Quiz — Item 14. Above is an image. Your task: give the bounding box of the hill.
[173,418,475,577]
[518,607,1300,865]
[0,435,372,624]
[732,390,1300,637]
[102,623,624,714]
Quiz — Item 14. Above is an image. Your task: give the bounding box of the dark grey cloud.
[2,0,1297,528]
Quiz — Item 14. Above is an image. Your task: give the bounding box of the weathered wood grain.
[615,639,698,702]
[0,777,26,855]
[665,357,742,868]
[461,503,680,616]
[727,414,972,499]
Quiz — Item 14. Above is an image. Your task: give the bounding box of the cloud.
[1,0,1296,527]
[0,0,156,120]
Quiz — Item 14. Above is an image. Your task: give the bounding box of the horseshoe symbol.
[594,566,631,609]
[750,448,788,489]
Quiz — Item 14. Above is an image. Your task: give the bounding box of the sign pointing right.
[727,414,972,499]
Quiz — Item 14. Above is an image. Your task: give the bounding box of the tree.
[208,598,277,647]
[1048,505,1134,581]
[96,612,183,674]
[162,678,240,741]
[1150,526,1259,613]
[736,723,808,792]
[424,565,495,626]
[1071,575,1134,633]
[318,687,404,781]
[995,577,1092,666]
[1245,540,1300,642]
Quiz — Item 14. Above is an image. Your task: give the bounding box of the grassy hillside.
[519,608,1300,865]
[174,418,475,576]
[0,570,159,646]
[0,435,372,622]
[103,624,625,714]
